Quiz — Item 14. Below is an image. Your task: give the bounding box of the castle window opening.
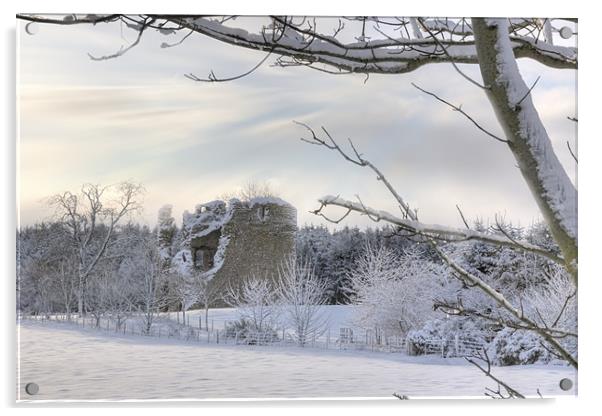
[194,248,215,271]
[194,249,205,269]
[257,206,270,221]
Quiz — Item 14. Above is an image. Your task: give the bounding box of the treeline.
[16,219,416,313]
[17,222,160,320]
[295,224,436,304]
[18,219,561,312]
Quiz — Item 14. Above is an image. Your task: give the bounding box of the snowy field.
[163,304,356,332]
[17,320,576,401]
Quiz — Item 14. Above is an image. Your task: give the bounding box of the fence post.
[327,329,330,349]
[454,334,459,356]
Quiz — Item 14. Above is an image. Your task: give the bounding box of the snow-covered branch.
[472,18,578,282]
[315,195,563,264]
[17,15,577,75]
[465,350,526,399]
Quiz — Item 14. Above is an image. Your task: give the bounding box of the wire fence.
[19,313,486,357]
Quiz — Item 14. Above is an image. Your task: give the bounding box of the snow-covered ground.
[164,304,356,332]
[17,320,576,401]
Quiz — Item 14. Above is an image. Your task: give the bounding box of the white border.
[3,1,599,415]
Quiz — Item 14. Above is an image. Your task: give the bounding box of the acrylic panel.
[16,15,578,402]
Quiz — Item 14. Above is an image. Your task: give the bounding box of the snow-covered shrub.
[488,328,550,366]
[223,318,279,345]
[406,317,493,356]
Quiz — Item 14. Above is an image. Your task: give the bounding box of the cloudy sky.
[17,17,577,230]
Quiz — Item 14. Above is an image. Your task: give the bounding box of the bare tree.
[192,272,223,330]
[167,269,196,324]
[225,276,278,333]
[275,256,329,346]
[167,243,209,325]
[129,236,167,334]
[84,258,138,330]
[51,257,78,321]
[219,180,278,202]
[47,182,144,316]
[349,243,447,336]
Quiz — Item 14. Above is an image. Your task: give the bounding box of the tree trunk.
[204,304,209,332]
[472,18,578,283]
[65,302,71,321]
[77,273,85,316]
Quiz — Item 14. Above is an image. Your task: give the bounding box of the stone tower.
[173,197,297,298]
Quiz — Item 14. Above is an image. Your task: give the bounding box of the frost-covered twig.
[185,47,274,82]
[88,18,155,61]
[515,75,541,107]
[417,18,488,90]
[411,83,508,144]
[297,121,416,220]
[465,350,525,399]
[456,204,470,229]
[567,141,578,164]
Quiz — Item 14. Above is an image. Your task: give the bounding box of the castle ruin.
[166,197,297,302]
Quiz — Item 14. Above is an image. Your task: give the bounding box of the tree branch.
[412,83,508,144]
[465,350,526,398]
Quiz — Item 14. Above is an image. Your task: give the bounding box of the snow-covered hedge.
[488,328,550,366]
